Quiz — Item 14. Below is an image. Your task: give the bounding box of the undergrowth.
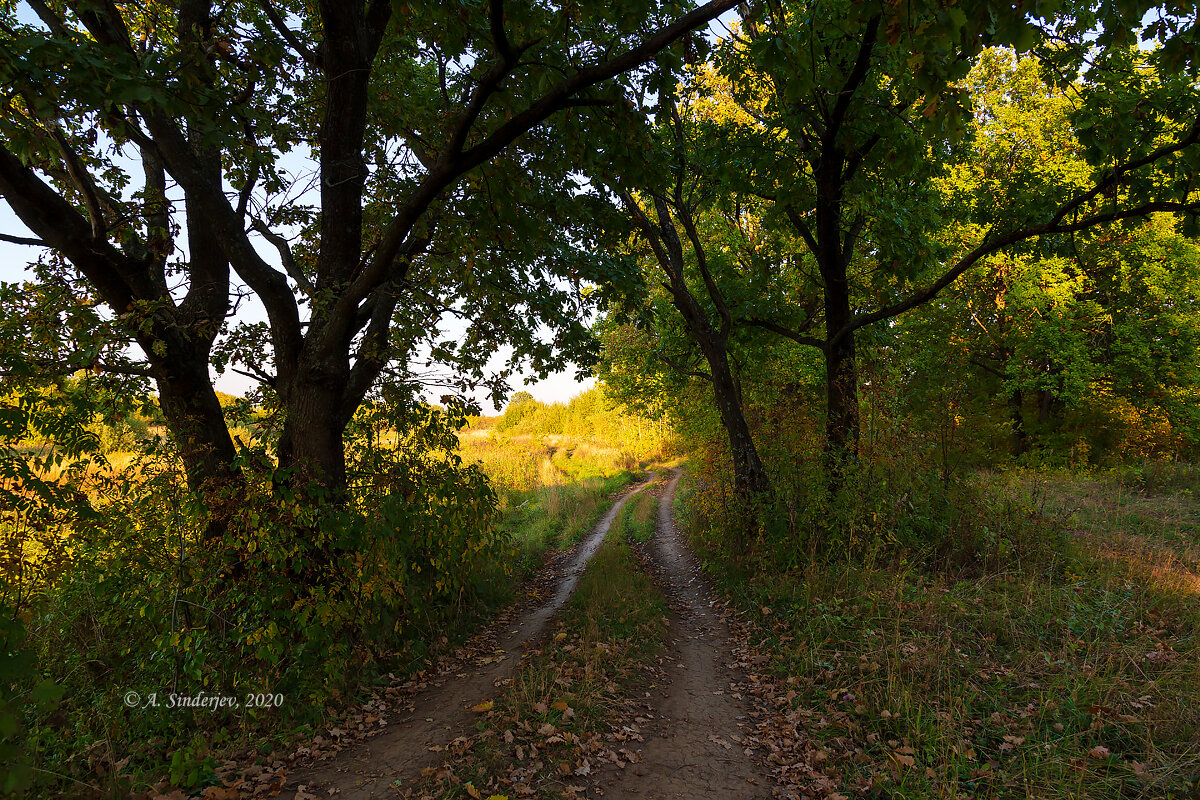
[5,405,650,798]
[682,462,1200,798]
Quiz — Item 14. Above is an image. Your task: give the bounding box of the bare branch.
[259,0,320,69]
[251,219,314,296]
[0,232,48,247]
[231,364,276,387]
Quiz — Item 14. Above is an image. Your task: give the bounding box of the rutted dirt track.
[286,468,774,798]
[285,477,653,798]
[596,469,772,799]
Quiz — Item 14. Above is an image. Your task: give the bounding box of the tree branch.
[260,0,320,69]
[49,128,107,239]
[489,0,515,61]
[830,199,1200,349]
[969,356,1009,380]
[355,0,738,310]
[1048,116,1200,229]
[231,364,276,388]
[747,317,826,351]
[251,219,314,295]
[783,204,819,254]
[0,232,48,247]
[657,353,712,382]
[826,14,881,148]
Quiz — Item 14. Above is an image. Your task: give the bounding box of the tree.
[706,1,1199,474]
[586,2,1198,496]
[0,0,739,515]
[908,213,1200,459]
[603,138,774,496]
[902,50,1200,458]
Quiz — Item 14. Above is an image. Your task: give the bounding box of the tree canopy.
[0,0,738,505]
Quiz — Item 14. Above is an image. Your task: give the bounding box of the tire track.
[596,468,773,799]
[284,474,655,799]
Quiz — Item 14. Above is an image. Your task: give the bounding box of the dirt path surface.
[284,475,654,799]
[595,469,773,799]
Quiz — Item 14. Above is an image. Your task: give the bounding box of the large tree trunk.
[822,258,860,484]
[824,335,859,456]
[0,137,244,519]
[812,145,861,485]
[151,348,239,494]
[705,345,771,496]
[149,338,244,549]
[276,357,352,495]
[1037,387,1055,427]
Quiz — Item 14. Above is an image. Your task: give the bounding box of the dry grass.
[703,468,1200,799]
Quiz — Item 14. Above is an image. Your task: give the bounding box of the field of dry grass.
[457,427,654,569]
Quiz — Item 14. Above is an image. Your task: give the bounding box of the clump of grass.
[625,480,660,544]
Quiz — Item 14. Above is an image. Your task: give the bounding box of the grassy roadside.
[681,468,1200,799]
[22,436,649,799]
[410,502,669,800]
[624,479,661,544]
[460,431,644,578]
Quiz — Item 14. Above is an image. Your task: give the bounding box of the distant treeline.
[484,388,670,458]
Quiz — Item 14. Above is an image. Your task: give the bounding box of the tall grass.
[676,428,1200,797]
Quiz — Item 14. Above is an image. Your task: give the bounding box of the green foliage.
[0,0,1198,796]
[0,614,32,795]
[492,386,671,460]
[496,391,538,432]
[4,395,506,795]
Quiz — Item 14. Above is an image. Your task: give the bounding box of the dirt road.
[285,468,774,798]
[285,475,654,798]
[594,469,773,799]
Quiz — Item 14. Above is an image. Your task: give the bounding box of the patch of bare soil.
[594,469,774,799]
[282,475,655,799]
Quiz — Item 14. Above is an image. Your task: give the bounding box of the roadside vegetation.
[459,389,672,574]
[3,0,1199,798]
[662,404,1200,798]
[1,386,666,797]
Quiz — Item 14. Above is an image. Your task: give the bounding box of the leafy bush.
[8,396,506,796]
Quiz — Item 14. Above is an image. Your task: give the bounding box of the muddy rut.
[285,476,654,798]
